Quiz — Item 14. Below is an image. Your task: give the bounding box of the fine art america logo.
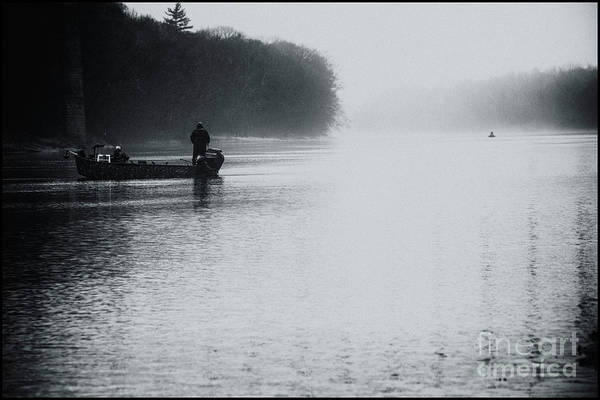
[478,331,579,378]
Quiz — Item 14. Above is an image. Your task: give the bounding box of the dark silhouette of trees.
[2,2,341,147]
[163,2,193,32]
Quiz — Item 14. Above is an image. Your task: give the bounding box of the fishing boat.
[64,145,224,180]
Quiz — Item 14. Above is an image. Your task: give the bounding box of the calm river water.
[2,132,598,396]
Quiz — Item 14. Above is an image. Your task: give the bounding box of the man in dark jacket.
[190,122,210,165]
[112,145,129,163]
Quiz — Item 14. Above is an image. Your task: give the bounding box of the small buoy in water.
[489,131,495,138]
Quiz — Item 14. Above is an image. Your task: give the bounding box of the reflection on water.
[2,133,598,396]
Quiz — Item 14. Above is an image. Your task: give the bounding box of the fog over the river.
[127,2,598,131]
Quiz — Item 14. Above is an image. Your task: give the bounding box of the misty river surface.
[2,133,598,397]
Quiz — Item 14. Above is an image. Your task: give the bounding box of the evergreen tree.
[163,2,193,31]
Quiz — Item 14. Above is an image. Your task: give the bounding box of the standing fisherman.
[190,122,210,165]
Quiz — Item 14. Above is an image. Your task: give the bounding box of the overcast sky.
[125,2,598,115]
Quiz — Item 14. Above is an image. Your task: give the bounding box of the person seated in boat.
[112,145,130,163]
[190,122,210,165]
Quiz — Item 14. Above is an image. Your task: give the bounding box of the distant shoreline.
[1,134,336,155]
[2,128,596,156]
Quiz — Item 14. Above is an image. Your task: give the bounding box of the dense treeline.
[355,66,597,132]
[2,3,341,147]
